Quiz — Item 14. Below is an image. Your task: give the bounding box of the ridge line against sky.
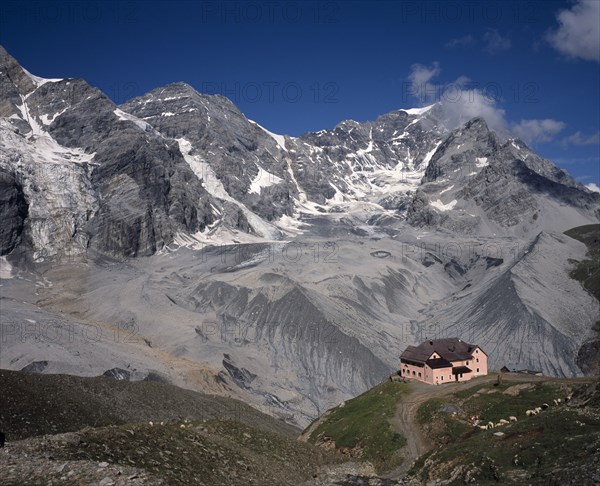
[0,0,598,187]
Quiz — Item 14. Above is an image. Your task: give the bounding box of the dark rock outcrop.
[0,167,28,255]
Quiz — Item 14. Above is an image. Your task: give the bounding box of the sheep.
[541,403,549,410]
[149,421,154,427]
[526,410,534,416]
[557,398,562,404]
[565,394,572,402]
[479,425,488,430]
[180,424,186,429]
[534,407,542,413]
[487,421,495,429]
[498,419,509,425]
[509,416,518,422]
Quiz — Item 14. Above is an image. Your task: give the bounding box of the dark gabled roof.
[400,345,433,363]
[452,366,472,374]
[426,358,452,369]
[501,363,529,372]
[400,338,481,363]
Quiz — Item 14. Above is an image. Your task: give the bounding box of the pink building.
[399,338,488,385]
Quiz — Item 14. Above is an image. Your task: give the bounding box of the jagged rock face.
[291,105,446,204]
[46,86,218,256]
[3,43,598,257]
[0,46,217,258]
[1,46,600,426]
[0,46,36,118]
[577,340,600,375]
[86,133,214,256]
[120,83,296,223]
[0,167,27,255]
[0,117,98,260]
[407,118,600,236]
[121,88,454,232]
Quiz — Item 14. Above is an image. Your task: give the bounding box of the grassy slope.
[305,381,408,473]
[0,369,298,440]
[34,420,336,485]
[411,380,600,485]
[0,370,342,484]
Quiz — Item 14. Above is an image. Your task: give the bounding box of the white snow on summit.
[22,67,63,88]
[248,120,288,151]
[401,104,435,116]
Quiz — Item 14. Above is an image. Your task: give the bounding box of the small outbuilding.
[500,363,542,375]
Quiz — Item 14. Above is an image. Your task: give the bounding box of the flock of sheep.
[148,419,192,429]
[475,393,572,431]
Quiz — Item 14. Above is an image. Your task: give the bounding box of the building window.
[441,376,443,380]
[476,358,479,363]
[477,368,480,372]
[467,361,469,365]
[476,349,478,353]
[418,372,421,377]
[449,375,451,380]
[460,373,463,378]
[412,371,415,375]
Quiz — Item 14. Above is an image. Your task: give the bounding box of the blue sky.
[1,0,598,187]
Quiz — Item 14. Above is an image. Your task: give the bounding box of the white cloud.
[585,182,600,193]
[560,130,600,147]
[407,62,441,101]
[511,119,566,144]
[445,35,474,49]
[482,29,512,54]
[405,64,567,143]
[406,63,507,132]
[439,89,508,134]
[546,0,600,62]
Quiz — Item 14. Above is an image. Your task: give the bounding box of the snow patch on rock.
[430,199,458,211]
[401,104,435,116]
[249,120,288,151]
[0,256,13,279]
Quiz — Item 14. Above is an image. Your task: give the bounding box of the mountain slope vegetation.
[0,370,340,485]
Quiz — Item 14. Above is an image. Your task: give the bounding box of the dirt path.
[387,373,565,476]
[387,382,437,476]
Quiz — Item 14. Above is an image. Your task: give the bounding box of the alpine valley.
[1,45,599,428]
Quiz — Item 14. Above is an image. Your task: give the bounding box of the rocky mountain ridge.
[1,45,599,427]
[2,45,598,260]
